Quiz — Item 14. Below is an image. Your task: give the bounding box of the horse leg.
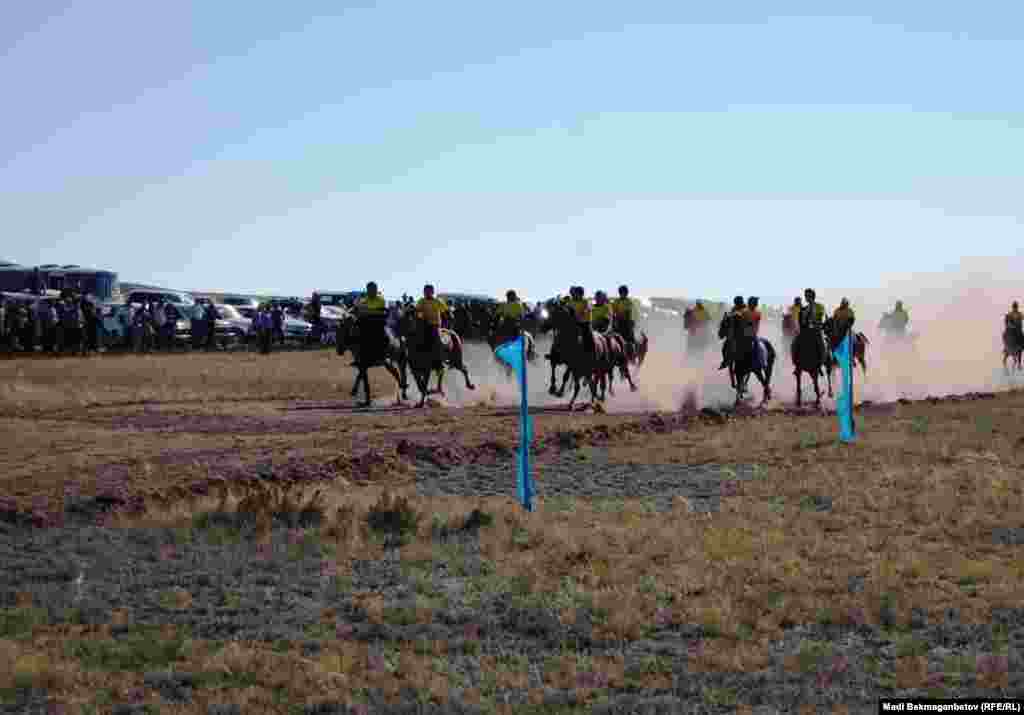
[795,370,802,407]
[825,360,834,398]
[558,367,572,397]
[812,372,822,408]
[457,354,475,390]
[548,361,558,395]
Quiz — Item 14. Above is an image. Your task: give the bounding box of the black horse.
[719,313,774,406]
[790,319,829,408]
[544,301,602,409]
[1003,325,1024,373]
[823,317,869,386]
[398,308,475,408]
[335,312,409,407]
[487,318,537,365]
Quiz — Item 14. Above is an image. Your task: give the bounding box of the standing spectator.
[81,295,98,354]
[153,300,167,351]
[0,297,7,352]
[204,302,217,351]
[258,304,273,354]
[37,298,56,354]
[309,293,323,346]
[132,303,149,353]
[272,303,284,345]
[190,301,206,350]
[61,297,82,356]
[162,303,177,351]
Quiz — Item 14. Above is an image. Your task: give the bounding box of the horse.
[719,313,774,405]
[544,301,604,409]
[823,317,869,384]
[1003,326,1024,373]
[487,320,537,380]
[398,308,475,408]
[335,312,409,407]
[595,331,637,397]
[789,318,830,408]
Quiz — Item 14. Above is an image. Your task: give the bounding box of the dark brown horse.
[719,313,774,405]
[1004,326,1024,373]
[597,332,638,397]
[399,308,475,408]
[335,312,409,407]
[544,301,602,409]
[487,320,537,380]
[823,317,869,391]
[789,318,829,408]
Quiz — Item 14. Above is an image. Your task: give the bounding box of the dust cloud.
[439,257,1024,412]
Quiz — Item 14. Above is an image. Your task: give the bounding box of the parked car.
[235,305,313,343]
[221,295,259,309]
[212,304,254,340]
[126,289,194,307]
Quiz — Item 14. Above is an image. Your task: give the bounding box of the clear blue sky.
[3,1,1023,304]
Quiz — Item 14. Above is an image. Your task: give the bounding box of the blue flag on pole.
[494,335,535,511]
[831,332,856,443]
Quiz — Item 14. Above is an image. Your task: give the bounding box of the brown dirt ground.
[3,349,1024,711]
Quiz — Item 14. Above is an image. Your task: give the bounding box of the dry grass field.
[1,347,1023,713]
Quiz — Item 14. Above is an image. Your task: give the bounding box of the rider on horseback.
[719,296,748,370]
[354,281,389,366]
[747,296,767,368]
[611,286,637,358]
[568,286,595,353]
[494,290,525,342]
[592,291,612,333]
[800,288,828,368]
[415,285,450,367]
[832,298,856,339]
[1007,301,1023,336]
[883,300,909,335]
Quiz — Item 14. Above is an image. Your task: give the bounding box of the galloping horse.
[544,301,604,409]
[823,317,869,385]
[487,320,537,380]
[335,312,409,407]
[790,317,830,408]
[596,332,637,397]
[719,313,774,405]
[1003,326,1024,373]
[399,308,475,408]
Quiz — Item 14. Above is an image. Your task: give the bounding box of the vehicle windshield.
[215,305,242,320]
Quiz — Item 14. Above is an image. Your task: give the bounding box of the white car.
[235,306,314,342]
[213,304,254,338]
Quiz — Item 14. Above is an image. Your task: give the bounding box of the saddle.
[439,329,455,350]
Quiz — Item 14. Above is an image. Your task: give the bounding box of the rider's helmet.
[618,285,629,297]
[506,290,516,301]
[733,296,745,308]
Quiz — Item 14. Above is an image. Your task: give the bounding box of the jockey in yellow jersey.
[591,291,612,333]
[832,297,856,338]
[801,288,828,365]
[612,285,637,353]
[356,282,388,317]
[1007,301,1023,335]
[568,286,595,353]
[494,290,525,342]
[354,282,389,366]
[415,284,450,364]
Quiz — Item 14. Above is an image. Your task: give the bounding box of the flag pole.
[519,331,532,511]
[849,327,856,436]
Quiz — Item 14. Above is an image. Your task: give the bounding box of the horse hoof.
[467,384,476,390]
